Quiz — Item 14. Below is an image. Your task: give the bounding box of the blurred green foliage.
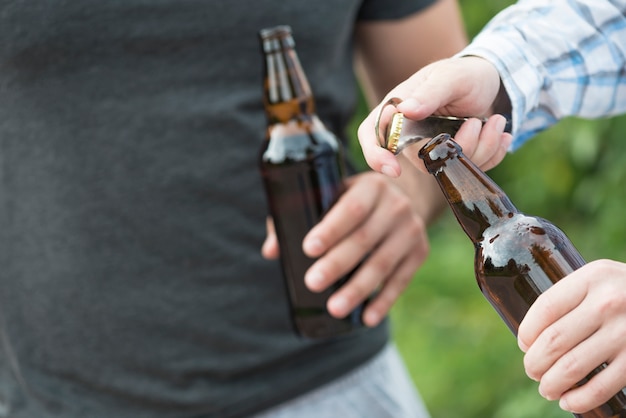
[347,0,626,417]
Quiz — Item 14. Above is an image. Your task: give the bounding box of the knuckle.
[614,325,626,345]
[376,273,411,306]
[543,327,567,356]
[347,277,375,301]
[394,274,413,294]
[368,256,395,278]
[588,382,613,405]
[405,213,425,234]
[377,287,401,310]
[596,290,626,316]
[568,379,613,413]
[361,172,386,191]
[611,359,626,384]
[534,291,558,319]
[353,226,375,248]
[345,198,369,220]
[321,256,344,279]
[387,196,411,218]
[590,258,616,272]
[559,351,586,382]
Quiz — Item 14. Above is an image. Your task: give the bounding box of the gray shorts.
[254,343,430,418]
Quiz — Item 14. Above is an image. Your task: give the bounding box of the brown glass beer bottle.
[418,133,626,418]
[258,25,364,339]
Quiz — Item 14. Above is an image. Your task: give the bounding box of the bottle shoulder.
[483,214,567,243]
[479,213,579,266]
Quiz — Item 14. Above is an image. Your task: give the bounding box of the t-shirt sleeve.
[357,0,437,21]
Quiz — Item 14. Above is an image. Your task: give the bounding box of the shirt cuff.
[456,31,545,150]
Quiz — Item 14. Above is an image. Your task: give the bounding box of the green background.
[348,1,626,416]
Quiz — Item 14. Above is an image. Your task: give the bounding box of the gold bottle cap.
[375,95,502,155]
[386,112,404,154]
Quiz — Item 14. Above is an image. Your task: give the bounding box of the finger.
[538,325,615,402]
[261,216,279,259]
[326,212,427,320]
[394,67,468,120]
[302,175,377,259]
[470,114,510,169]
[361,239,428,326]
[451,117,482,158]
[523,301,600,382]
[304,176,397,292]
[479,132,513,172]
[305,219,382,296]
[396,96,444,121]
[559,356,626,414]
[518,271,590,352]
[453,114,508,169]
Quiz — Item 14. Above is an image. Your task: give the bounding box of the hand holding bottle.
[357,56,512,176]
[517,259,626,415]
[263,170,430,327]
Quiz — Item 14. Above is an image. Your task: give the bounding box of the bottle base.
[293,306,364,339]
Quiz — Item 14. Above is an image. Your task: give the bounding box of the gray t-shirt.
[0,1,435,417]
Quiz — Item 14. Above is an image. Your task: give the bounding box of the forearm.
[355,0,466,224]
[459,0,626,148]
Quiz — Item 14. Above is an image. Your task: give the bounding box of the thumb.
[394,59,465,119]
[397,57,501,120]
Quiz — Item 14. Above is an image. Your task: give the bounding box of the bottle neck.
[419,134,519,243]
[260,28,315,125]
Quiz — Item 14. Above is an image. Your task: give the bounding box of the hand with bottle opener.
[357,56,513,176]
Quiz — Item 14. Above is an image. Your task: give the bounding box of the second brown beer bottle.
[418,133,626,418]
[258,25,365,339]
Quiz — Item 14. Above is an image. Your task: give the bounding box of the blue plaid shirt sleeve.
[458,0,626,149]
